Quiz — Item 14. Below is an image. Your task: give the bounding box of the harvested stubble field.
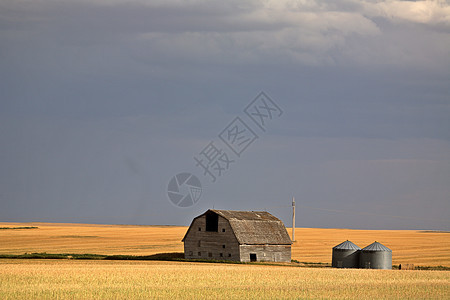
[0,222,449,266]
[1,259,449,299]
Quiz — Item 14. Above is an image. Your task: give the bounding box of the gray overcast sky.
[1,0,449,230]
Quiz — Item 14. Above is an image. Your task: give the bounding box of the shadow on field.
[1,252,449,270]
[106,252,185,260]
[0,252,184,261]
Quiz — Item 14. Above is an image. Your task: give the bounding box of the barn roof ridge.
[183,209,292,245]
[210,209,282,222]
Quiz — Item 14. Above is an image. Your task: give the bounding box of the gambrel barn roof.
[183,209,292,245]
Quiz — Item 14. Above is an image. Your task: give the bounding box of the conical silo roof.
[333,240,361,250]
[362,241,391,252]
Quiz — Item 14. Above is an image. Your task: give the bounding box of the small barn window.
[198,252,201,256]
[220,253,223,257]
[228,254,231,257]
[208,252,212,258]
[222,245,225,249]
[198,227,201,231]
[250,253,257,262]
[198,240,201,247]
[205,211,218,232]
[222,228,225,232]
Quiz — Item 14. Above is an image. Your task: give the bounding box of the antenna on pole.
[292,196,296,242]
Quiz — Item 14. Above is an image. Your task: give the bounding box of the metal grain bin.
[332,240,361,268]
[359,241,392,270]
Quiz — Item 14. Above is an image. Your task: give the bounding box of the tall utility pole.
[292,196,296,242]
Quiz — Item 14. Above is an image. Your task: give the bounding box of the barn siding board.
[183,210,292,263]
[183,215,240,261]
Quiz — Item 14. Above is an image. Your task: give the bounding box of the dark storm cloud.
[0,0,449,229]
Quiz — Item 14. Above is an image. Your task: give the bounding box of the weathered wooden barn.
[182,209,292,262]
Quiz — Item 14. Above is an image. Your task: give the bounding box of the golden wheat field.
[1,222,449,266]
[0,259,449,299]
[1,222,450,299]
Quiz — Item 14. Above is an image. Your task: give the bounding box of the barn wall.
[239,244,291,262]
[184,215,240,261]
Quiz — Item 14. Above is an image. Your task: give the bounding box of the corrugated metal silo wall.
[332,249,360,268]
[359,251,392,269]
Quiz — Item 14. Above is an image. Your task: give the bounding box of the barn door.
[250,253,257,262]
[274,253,281,262]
